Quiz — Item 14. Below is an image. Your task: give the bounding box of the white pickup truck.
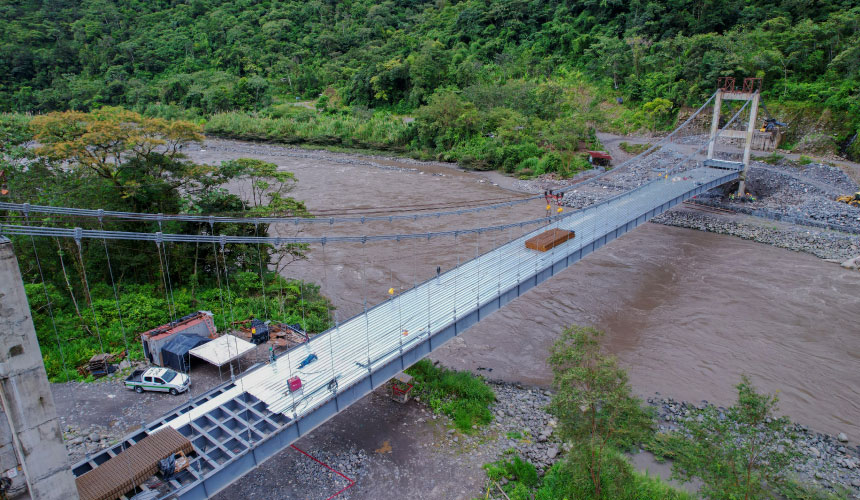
[125,367,190,395]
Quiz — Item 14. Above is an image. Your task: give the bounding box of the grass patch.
[755,152,785,164]
[405,359,494,433]
[619,141,653,155]
[798,154,814,165]
[481,450,693,500]
[537,447,694,500]
[778,477,852,500]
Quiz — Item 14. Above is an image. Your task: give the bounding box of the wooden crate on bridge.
[525,228,575,252]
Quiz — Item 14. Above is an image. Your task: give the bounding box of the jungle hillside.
[2,0,860,170]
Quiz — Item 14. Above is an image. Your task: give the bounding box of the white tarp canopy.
[189,334,256,366]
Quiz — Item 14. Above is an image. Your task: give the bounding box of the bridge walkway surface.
[72,164,740,499]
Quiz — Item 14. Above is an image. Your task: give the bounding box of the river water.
[188,140,860,440]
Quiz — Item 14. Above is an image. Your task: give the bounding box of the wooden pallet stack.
[524,228,575,252]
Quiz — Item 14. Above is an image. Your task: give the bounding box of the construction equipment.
[836,192,860,207]
[758,101,787,132]
[298,353,318,369]
[141,311,216,367]
[234,319,309,348]
[760,118,787,132]
[288,376,302,392]
[78,351,126,377]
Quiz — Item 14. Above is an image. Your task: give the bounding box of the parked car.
[125,367,190,395]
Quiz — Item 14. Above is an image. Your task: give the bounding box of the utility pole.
[0,237,79,500]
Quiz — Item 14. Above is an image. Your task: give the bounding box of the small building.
[586,151,613,167]
[141,311,216,367]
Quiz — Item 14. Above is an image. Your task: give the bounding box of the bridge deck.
[72,165,739,500]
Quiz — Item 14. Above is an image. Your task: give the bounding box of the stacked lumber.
[75,428,192,500]
[524,228,575,252]
[88,354,110,374]
[78,352,126,378]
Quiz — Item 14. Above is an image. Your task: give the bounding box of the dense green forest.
[2,1,859,377]
[2,0,859,164]
[1,110,332,381]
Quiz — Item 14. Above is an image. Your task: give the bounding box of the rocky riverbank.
[512,147,860,263]
[56,370,860,499]
[652,209,860,261]
[650,395,860,496]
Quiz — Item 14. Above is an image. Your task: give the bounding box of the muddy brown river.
[188,140,860,441]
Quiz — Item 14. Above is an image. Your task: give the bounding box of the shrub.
[405,359,494,433]
[536,448,693,500]
[619,142,652,155]
[537,152,563,174]
[548,326,653,499]
[517,156,540,173]
[663,376,799,500]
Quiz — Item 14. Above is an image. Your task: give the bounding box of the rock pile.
[653,210,860,260]
[63,424,126,461]
[489,382,561,472]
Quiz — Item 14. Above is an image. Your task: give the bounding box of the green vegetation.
[205,107,413,152]
[524,325,810,500]
[0,109,332,380]
[481,325,690,499]
[484,453,540,500]
[779,478,852,500]
[649,376,801,500]
[30,279,329,382]
[483,450,693,500]
[799,155,814,165]
[505,430,524,440]
[619,142,654,155]
[548,326,653,498]
[405,359,495,433]
[3,0,858,165]
[758,152,786,164]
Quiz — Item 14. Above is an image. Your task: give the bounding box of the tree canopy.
[1,0,857,123]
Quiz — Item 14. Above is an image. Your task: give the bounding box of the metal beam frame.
[71,169,739,500]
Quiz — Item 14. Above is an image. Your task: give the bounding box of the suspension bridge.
[0,84,763,500]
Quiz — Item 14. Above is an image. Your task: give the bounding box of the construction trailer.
[141,312,216,368]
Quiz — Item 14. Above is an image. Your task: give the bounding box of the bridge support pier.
[707,85,761,195]
[738,91,760,196]
[0,237,79,500]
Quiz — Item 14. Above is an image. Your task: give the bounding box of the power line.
[0,92,718,229]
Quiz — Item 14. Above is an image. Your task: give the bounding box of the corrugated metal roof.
[75,428,192,500]
[587,151,613,160]
[141,312,215,341]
